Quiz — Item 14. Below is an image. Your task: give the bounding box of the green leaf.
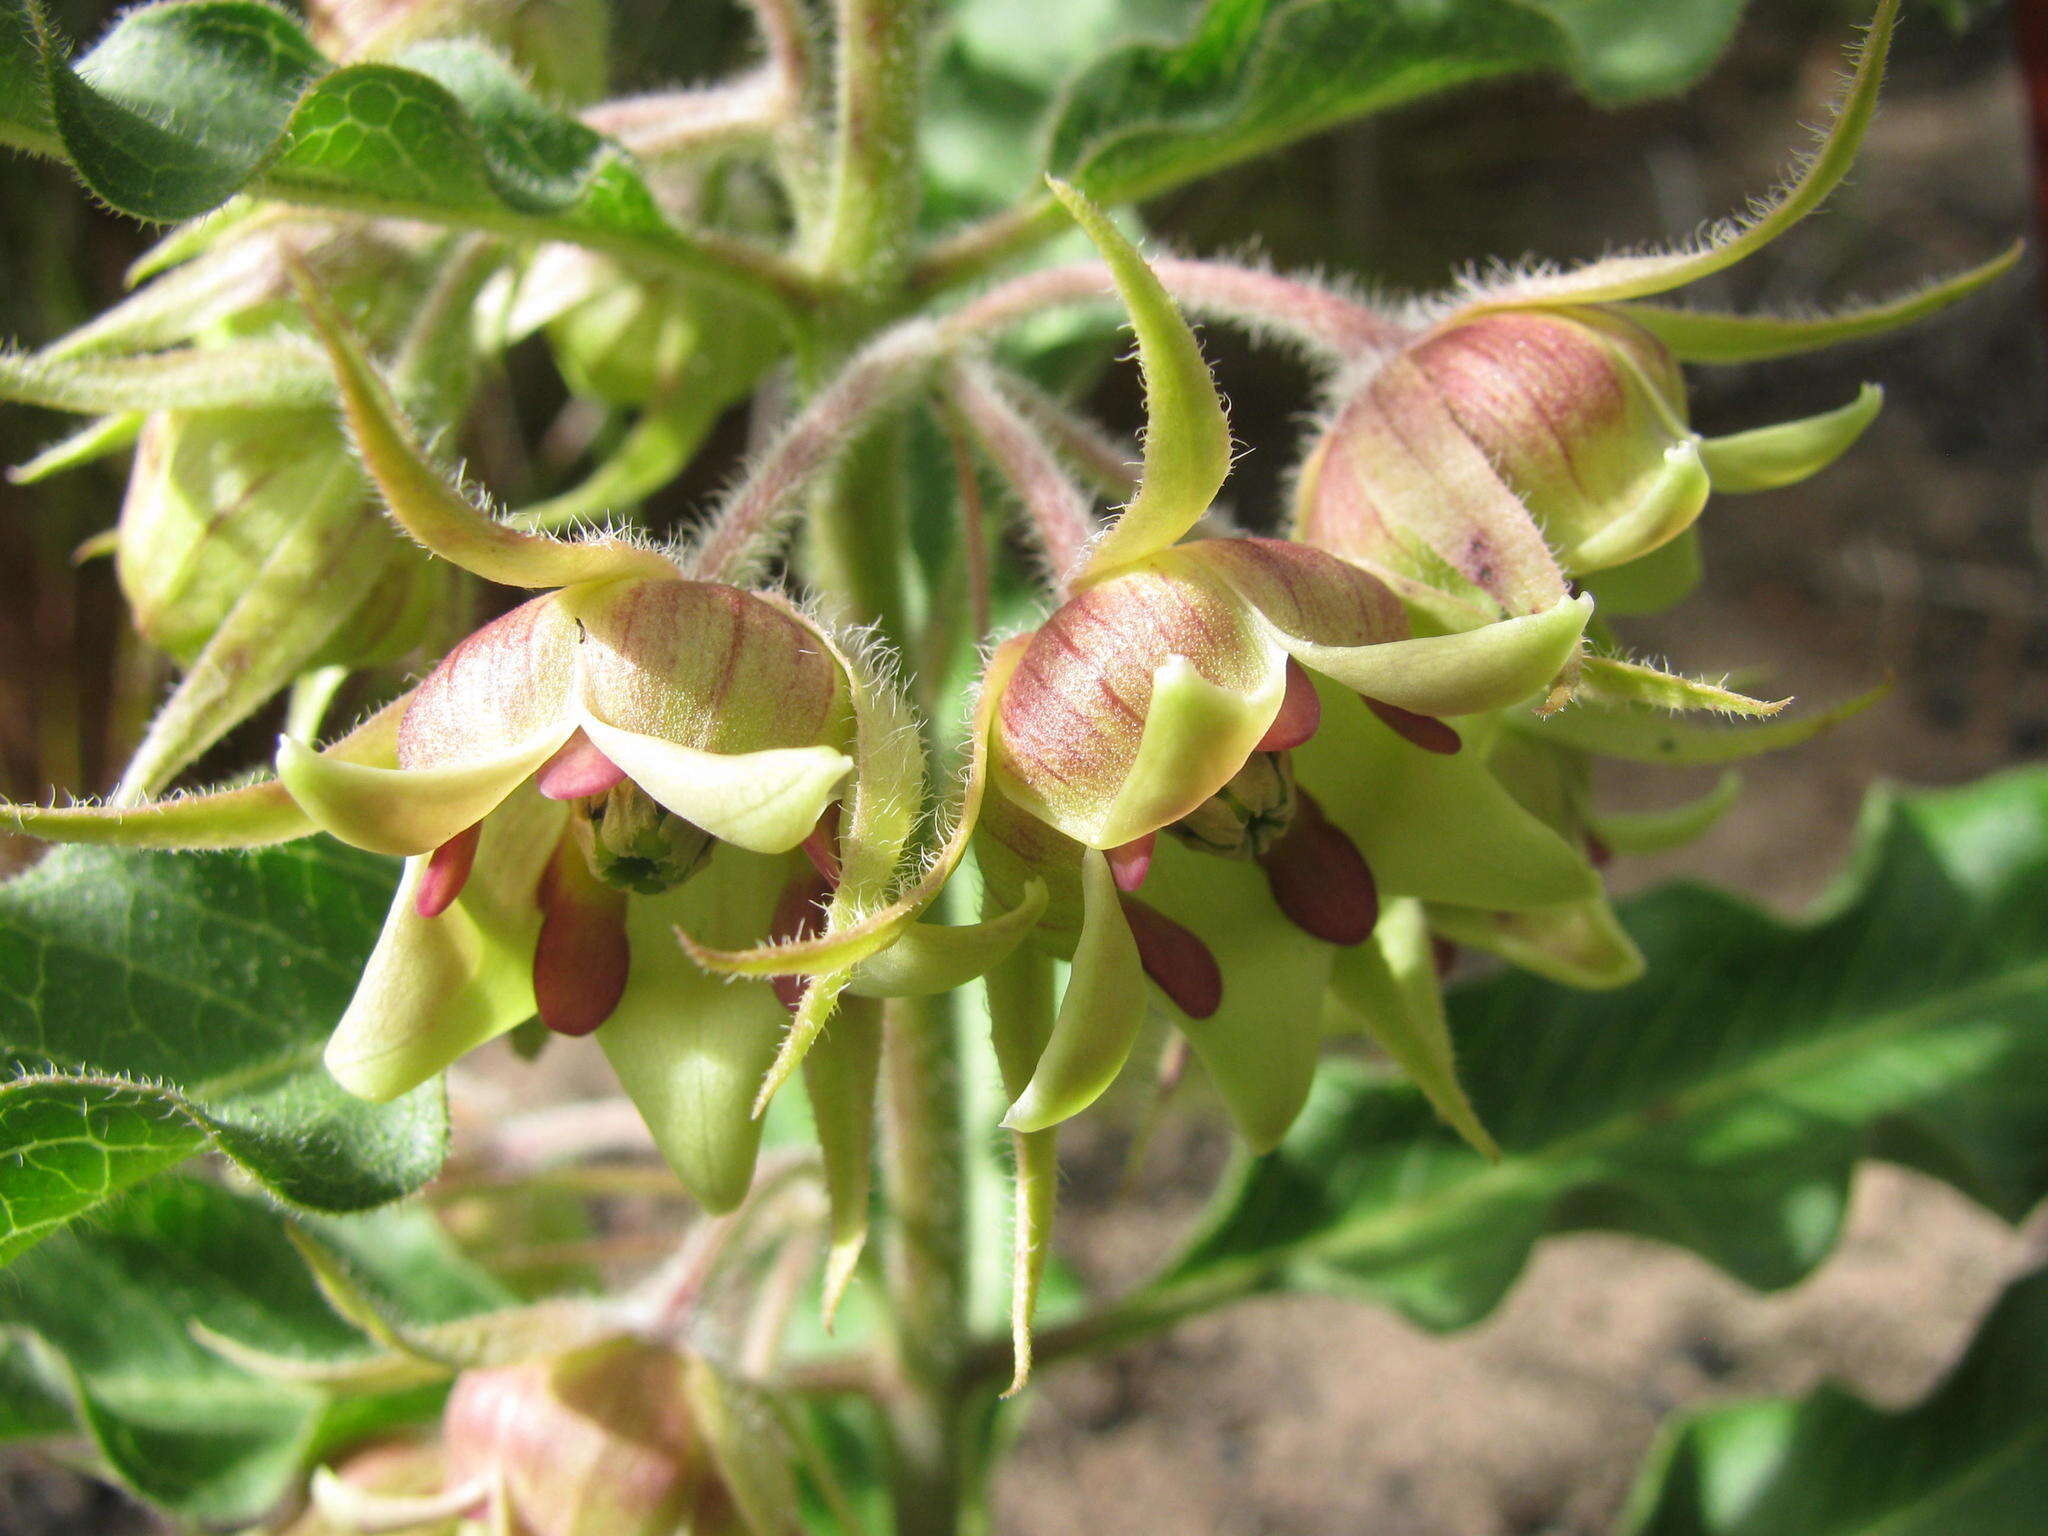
[6,0,799,317]
[1156,767,2048,1331]
[0,1178,502,1522]
[0,841,438,1254]
[1044,0,1749,207]
[1620,1262,2048,1535]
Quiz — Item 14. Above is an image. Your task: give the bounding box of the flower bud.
[1167,751,1297,859]
[117,410,432,669]
[307,0,612,104]
[442,1339,744,1536]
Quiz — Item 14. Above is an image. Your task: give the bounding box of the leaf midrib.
[1184,950,2048,1291]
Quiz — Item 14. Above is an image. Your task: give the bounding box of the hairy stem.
[818,0,930,285]
[880,991,973,1536]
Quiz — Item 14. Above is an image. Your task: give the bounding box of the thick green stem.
[879,991,973,1536]
[818,0,929,287]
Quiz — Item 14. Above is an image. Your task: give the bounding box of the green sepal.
[1004,1127,1058,1396]
[1002,848,1147,1133]
[845,880,1048,998]
[1588,771,1744,855]
[0,341,331,412]
[1699,383,1882,494]
[1325,898,1497,1159]
[1613,241,2022,362]
[1577,654,1786,717]
[803,996,881,1328]
[1428,896,1646,990]
[1297,677,1601,910]
[1523,683,1886,766]
[1581,529,1701,616]
[10,412,142,482]
[1050,179,1231,581]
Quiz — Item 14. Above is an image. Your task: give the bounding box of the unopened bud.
[442,1337,743,1536]
[1168,752,1297,860]
[577,781,717,895]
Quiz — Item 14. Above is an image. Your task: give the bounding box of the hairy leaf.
[1158,768,2048,1329]
[1046,0,1749,206]
[0,1178,503,1522]
[3,0,796,314]
[0,841,435,1254]
[1620,1262,2048,1535]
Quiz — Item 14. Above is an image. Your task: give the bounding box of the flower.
[1293,0,2013,635]
[967,183,1601,1155]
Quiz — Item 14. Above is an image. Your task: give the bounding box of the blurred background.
[2,0,2043,1530]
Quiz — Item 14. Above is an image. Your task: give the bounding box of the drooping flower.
[1294,0,2012,636]
[951,184,1602,1161]
[1,277,1029,1228]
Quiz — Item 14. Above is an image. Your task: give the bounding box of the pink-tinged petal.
[415,823,482,918]
[535,731,628,801]
[399,595,580,772]
[767,870,834,1012]
[1362,697,1462,755]
[1106,833,1155,892]
[1257,659,1322,751]
[1120,896,1223,1019]
[576,718,853,855]
[533,845,631,1037]
[567,578,846,755]
[993,560,1281,847]
[1259,792,1378,946]
[278,731,570,858]
[802,801,843,886]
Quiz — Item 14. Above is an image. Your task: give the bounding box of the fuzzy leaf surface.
[0,842,433,1250]
[1159,769,2048,1329]
[1045,0,1749,206]
[0,1178,504,1522]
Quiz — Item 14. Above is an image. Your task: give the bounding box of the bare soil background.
[2,2,2044,1533]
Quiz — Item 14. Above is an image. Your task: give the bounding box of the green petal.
[295,268,676,590]
[1471,0,1900,309]
[576,719,852,855]
[323,798,563,1101]
[804,996,881,1329]
[599,855,789,1212]
[278,728,568,857]
[1325,898,1497,1158]
[1612,242,2022,362]
[1002,849,1148,1133]
[1086,650,1288,849]
[1567,439,1711,572]
[1699,384,1882,494]
[1523,684,1886,765]
[1428,896,1645,989]
[1137,840,1330,1151]
[846,880,1048,998]
[1284,594,1593,717]
[1588,771,1743,855]
[1298,676,1600,909]
[1050,180,1232,581]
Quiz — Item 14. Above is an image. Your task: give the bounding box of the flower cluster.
[1,0,2009,1396]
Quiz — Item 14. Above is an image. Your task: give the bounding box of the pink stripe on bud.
[1362,696,1461,755]
[1259,792,1378,946]
[1120,896,1223,1019]
[415,822,482,918]
[1257,660,1323,751]
[533,845,631,1037]
[768,870,834,1012]
[1106,832,1156,892]
[536,730,628,800]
